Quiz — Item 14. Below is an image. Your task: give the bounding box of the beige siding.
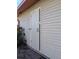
[18,0,61,59]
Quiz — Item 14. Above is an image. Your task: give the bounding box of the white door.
[30,8,40,51]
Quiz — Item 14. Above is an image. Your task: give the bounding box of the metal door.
[30,8,40,51]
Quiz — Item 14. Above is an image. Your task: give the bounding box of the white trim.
[17,0,26,9]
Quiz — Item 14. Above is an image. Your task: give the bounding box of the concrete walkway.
[17,45,48,59]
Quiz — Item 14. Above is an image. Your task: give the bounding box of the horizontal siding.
[40,0,61,59]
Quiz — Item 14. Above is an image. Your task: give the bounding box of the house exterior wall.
[18,0,61,59]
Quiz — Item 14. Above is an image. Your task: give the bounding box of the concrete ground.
[17,45,47,59]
